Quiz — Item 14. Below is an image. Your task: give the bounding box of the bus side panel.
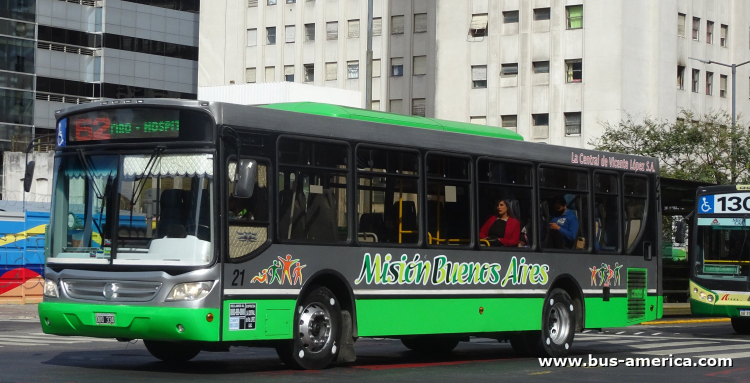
[354,297,544,337]
[221,299,296,341]
[583,295,660,328]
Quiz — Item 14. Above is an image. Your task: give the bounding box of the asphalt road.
[0,308,749,383]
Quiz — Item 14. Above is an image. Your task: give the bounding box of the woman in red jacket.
[479,199,520,247]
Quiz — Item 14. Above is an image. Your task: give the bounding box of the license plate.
[95,313,115,325]
[740,310,750,317]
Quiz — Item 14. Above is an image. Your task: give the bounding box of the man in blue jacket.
[549,195,579,249]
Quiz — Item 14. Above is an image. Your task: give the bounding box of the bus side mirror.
[23,161,35,193]
[233,159,257,198]
[675,221,687,244]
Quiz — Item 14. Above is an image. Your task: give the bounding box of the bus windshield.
[50,153,215,266]
[697,221,750,281]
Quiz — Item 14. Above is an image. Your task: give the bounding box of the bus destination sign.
[698,193,750,214]
[67,108,181,142]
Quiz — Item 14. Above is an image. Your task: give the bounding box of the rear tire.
[143,340,201,362]
[731,318,750,334]
[275,286,342,370]
[401,336,459,354]
[530,288,576,357]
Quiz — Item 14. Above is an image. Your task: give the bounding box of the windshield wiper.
[129,146,165,210]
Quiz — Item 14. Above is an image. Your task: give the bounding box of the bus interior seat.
[625,204,643,248]
[158,189,188,238]
[306,190,337,241]
[358,213,385,242]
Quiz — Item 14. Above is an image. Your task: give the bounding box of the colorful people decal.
[589,262,623,287]
[251,255,306,286]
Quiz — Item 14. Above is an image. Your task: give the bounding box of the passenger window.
[227,160,270,259]
[426,154,471,247]
[277,138,348,243]
[623,175,648,252]
[539,166,589,251]
[594,172,619,252]
[477,159,533,249]
[356,147,419,245]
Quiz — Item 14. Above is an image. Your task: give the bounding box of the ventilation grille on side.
[627,268,647,321]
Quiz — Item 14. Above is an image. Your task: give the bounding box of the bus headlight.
[43,279,59,298]
[707,295,714,303]
[166,282,214,301]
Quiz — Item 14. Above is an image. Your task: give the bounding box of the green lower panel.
[691,298,750,318]
[355,298,544,337]
[584,296,660,328]
[38,302,219,341]
[221,300,296,341]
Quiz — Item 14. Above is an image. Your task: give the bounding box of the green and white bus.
[38,99,662,369]
[688,185,750,334]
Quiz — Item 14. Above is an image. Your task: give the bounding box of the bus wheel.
[401,336,459,354]
[533,288,575,357]
[276,287,341,370]
[731,318,750,334]
[143,340,201,362]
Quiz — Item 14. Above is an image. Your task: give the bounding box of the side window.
[539,166,589,251]
[594,172,619,252]
[227,160,269,260]
[477,159,533,249]
[277,138,349,243]
[426,154,471,247]
[356,147,419,245]
[623,175,648,252]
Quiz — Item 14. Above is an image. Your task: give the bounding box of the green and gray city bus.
[37,99,662,369]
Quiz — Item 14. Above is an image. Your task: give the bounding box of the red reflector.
[207,313,214,322]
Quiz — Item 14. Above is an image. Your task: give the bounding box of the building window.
[265,66,275,81]
[470,14,488,37]
[413,56,427,76]
[373,18,382,36]
[720,74,727,97]
[305,24,315,42]
[286,0,295,3]
[501,63,518,77]
[347,61,359,79]
[325,62,337,81]
[566,60,582,82]
[391,58,403,76]
[534,8,550,21]
[470,116,487,125]
[348,20,360,38]
[304,64,314,82]
[392,15,404,34]
[692,69,700,92]
[285,25,295,43]
[326,22,338,40]
[677,13,685,37]
[472,65,487,88]
[284,65,294,82]
[533,61,550,74]
[249,0,258,7]
[706,21,713,44]
[412,98,426,117]
[414,13,428,33]
[267,0,276,5]
[372,59,381,77]
[706,71,713,95]
[533,113,549,126]
[247,29,257,47]
[677,65,685,90]
[371,100,380,110]
[566,5,583,29]
[266,27,276,45]
[390,99,403,114]
[503,11,519,24]
[246,68,256,83]
[721,24,728,47]
[565,112,582,135]
[501,115,517,129]
[692,17,700,40]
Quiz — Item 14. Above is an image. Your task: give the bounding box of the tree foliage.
[590,110,750,185]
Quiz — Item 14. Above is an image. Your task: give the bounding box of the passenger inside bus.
[479,199,520,247]
[548,195,579,249]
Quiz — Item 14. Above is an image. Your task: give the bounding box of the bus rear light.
[206,313,214,322]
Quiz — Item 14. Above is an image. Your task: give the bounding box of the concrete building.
[199,0,750,148]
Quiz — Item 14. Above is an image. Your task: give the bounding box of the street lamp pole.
[689,57,750,183]
[365,0,373,110]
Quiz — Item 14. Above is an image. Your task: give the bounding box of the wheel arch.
[548,274,586,331]
[300,270,358,336]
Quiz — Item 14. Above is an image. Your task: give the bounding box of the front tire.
[731,318,750,334]
[276,287,342,369]
[143,340,201,362]
[531,288,576,357]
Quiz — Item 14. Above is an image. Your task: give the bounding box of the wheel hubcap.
[548,302,570,345]
[298,303,332,353]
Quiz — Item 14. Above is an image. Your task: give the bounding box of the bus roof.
[258,102,524,141]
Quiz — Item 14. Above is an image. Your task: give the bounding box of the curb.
[641,318,731,325]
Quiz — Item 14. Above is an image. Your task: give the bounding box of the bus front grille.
[62,279,162,302]
[627,268,647,321]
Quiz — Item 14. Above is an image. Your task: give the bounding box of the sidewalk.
[0,303,39,321]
